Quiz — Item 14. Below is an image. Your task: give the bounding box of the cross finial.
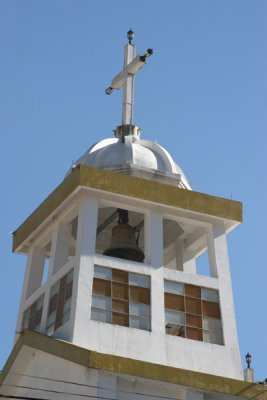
[127,29,134,44]
[105,31,153,136]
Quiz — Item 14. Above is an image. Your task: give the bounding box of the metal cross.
[105,30,153,127]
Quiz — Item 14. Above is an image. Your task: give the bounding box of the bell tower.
[13,31,243,381]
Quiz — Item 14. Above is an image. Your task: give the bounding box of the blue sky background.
[0,0,266,379]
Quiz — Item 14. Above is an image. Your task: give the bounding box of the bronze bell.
[103,209,145,262]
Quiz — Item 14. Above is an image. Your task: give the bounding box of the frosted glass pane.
[165,293,184,311]
[62,310,70,324]
[36,295,44,310]
[202,317,222,332]
[203,330,223,345]
[129,303,150,317]
[91,308,111,323]
[130,286,150,304]
[66,269,74,284]
[92,295,111,310]
[46,323,55,336]
[202,301,220,318]
[129,273,150,288]
[164,280,184,295]
[94,265,112,280]
[47,310,56,326]
[50,281,60,297]
[165,310,185,325]
[130,316,150,331]
[186,327,203,341]
[93,279,111,296]
[22,308,30,328]
[63,298,71,313]
[201,288,219,302]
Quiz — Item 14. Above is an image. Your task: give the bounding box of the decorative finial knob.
[245,353,252,369]
[127,29,134,44]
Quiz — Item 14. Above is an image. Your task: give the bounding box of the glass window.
[202,301,221,318]
[129,303,150,318]
[202,317,221,331]
[94,265,112,280]
[165,293,185,311]
[50,281,60,297]
[46,269,73,335]
[186,314,202,329]
[112,269,128,283]
[112,299,129,313]
[201,288,219,302]
[164,280,223,345]
[112,282,129,300]
[112,313,129,326]
[130,316,150,331]
[22,294,44,332]
[164,280,184,295]
[185,284,201,298]
[93,279,111,297]
[130,286,150,304]
[203,330,223,345]
[92,295,111,310]
[91,266,151,331]
[185,297,202,315]
[91,308,111,323]
[129,273,150,288]
[186,327,203,341]
[165,310,185,325]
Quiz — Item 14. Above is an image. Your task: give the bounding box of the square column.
[145,211,165,335]
[211,222,242,375]
[71,195,99,343]
[15,246,46,340]
[51,222,72,274]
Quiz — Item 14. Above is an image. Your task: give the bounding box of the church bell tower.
[13,31,243,381]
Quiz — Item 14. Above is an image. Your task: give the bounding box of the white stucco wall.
[1,347,244,400]
[16,190,243,381]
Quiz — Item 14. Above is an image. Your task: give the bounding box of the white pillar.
[211,222,242,374]
[206,226,218,278]
[71,196,99,343]
[25,247,46,298]
[144,211,163,267]
[40,225,61,334]
[52,222,72,274]
[145,211,165,335]
[175,239,184,270]
[15,246,42,341]
[183,249,197,274]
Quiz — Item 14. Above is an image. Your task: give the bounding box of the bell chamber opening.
[95,205,145,263]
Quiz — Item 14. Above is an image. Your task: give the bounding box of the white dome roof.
[68,134,191,189]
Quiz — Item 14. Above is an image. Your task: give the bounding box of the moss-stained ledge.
[12,165,242,252]
[0,331,265,400]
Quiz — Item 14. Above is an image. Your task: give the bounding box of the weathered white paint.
[105,34,152,127]
[15,187,243,380]
[52,222,72,274]
[0,346,245,400]
[71,196,99,344]
[244,367,254,382]
[25,246,46,298]
[66,135,192,189]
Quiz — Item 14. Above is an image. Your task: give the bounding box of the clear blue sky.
[0,0,266,379]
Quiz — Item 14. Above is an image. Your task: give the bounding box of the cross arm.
[105,49,153,95]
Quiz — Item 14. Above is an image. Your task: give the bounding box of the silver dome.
[67,134,191,189]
